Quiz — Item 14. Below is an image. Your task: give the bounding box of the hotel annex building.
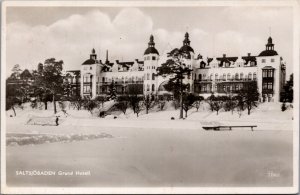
[75,32,286,102]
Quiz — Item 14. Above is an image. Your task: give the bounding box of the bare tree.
[143,94,155,114]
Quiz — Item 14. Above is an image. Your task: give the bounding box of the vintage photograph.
[1,0,299,194]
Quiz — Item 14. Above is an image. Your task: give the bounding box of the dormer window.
[152,56,156,60]
[271,58,275,62]
[90,67,92,70]
[262,59,266,63]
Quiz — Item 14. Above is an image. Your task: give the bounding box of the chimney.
[248,53,251,56]
[223,54,226,58]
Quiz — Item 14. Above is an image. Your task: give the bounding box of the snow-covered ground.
[6,101,293,136]
[5,101,294,187]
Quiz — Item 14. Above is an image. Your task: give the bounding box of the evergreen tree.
[33,58,64,114]
[282,73,293,103]
[182,93,197,117]
[157,48,192,119]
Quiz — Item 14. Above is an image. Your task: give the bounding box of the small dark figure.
[114,116,117,119]
[55,116,59,126]
[171,117,175,120]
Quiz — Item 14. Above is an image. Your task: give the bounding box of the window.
[147,84,150,91]
[223,73,226,80]
[198,74,202,81]
[147,73,150,80]
[152,84,155,91]
[210,74,213,81]
[240,73,243,80]
[235,73,239,80]
[271,58,275,62]
[227,73,231,80]
[152,73,155,80]
[253,73,257,80]
[152,56,156,60]
[215,73,218,80]
[83,85,91,93]
[248,73,252,80]
[268,82,273,89]
[262,59,266,63]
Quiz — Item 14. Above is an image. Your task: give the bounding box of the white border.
[1,0,299,194]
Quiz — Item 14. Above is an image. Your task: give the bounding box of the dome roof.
[144,35,159,55]
[258,50,278,57]
[180,45,194,53]
[82,59,97,65]
[144,47,159,55]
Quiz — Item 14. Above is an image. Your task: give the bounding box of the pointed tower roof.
[144,35,159,55]
[259,36,278,57]
[180,32,194,53]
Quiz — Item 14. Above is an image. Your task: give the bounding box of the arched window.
[253,72,257,80]
[210,74,213,81]
[152,84,155,91]
[147,73,150,80]
[198,74,202,81]
[235,73,239,80]
[240,73,243,80]
[223,73,226,80]
[152,73,155,80]
[227,73,231,80]
[215,73,218,80]
[248,73,252,80]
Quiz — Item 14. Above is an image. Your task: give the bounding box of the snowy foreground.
[5,102,294,187]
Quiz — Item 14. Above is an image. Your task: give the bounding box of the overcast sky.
[6,6,293,77]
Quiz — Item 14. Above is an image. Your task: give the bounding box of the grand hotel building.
[72,32,286,102]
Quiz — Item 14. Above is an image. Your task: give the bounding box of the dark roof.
[116,60,134,68]
[258,50,278,57]
[144,35,160,55]
[179,45,194,53]
[206,54,257,67]
[82,59,97,65]
[144,47,159,55]
[180,32,194,54]
[135,59,144,64]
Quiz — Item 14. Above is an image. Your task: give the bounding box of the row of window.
[196,83,245,93]
[262,82,273,90]
[83,66,93,70]
[145,66,156,70]
[196,72,257,81]
[144,56,157,61]
[262,69,274,78]
[261,58,275,63]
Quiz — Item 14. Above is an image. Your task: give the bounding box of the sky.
[5,6,294,77]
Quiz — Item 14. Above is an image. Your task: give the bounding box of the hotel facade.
[77,33,286,102]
